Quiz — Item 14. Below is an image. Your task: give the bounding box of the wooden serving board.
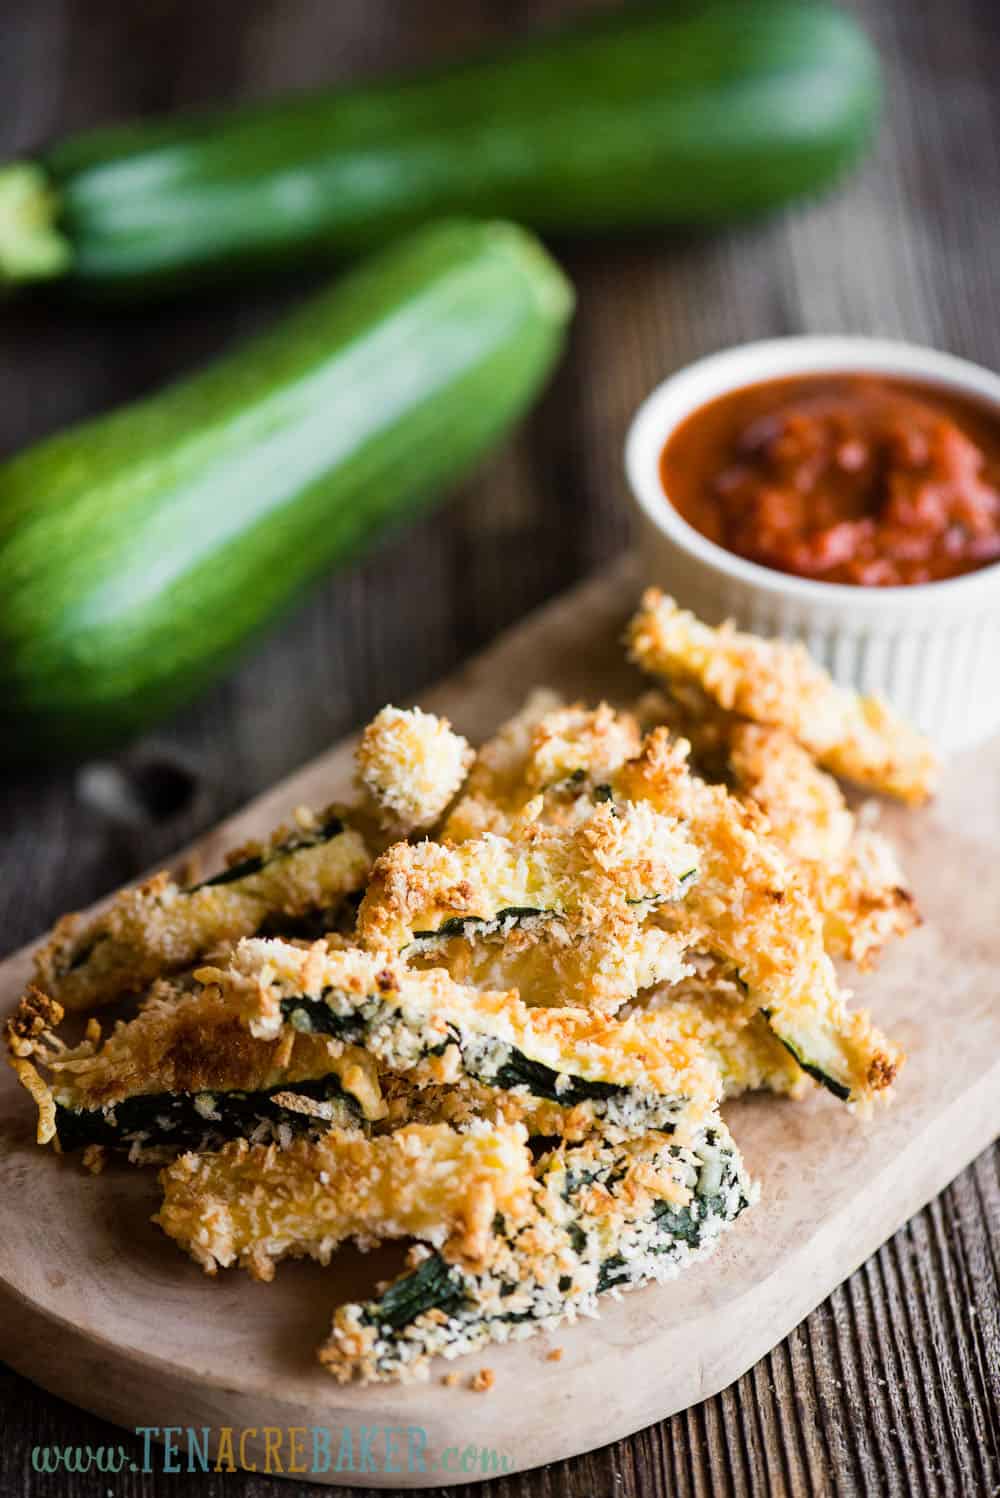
[1,556,998,1487]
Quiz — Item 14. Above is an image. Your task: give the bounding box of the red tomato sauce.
[659,373,1000,586]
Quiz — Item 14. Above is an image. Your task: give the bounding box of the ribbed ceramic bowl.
[625,336,1000,752]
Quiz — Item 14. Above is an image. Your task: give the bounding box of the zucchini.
[320,1124,754,1382]
[35,810,370,1012]
[0,220,571,760]
[282,993,675,1123]
[663,936,899,1106]
[7,978,387,1153]
[416,912,695,1015]
[357,801,699,954]
[0,4,879,294]
[220,938,719,1137]
[156,1121,535,1278]
[411,907,547,944]
[53,1075,360,1157]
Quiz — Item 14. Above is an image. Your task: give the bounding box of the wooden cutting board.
[1,556,998,1488]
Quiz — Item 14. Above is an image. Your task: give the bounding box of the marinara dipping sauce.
[659,374,1000,586]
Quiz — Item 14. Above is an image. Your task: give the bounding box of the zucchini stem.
[0,163,71,283]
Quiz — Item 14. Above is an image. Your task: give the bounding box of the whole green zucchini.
[0,219,572,761]
[0,2,880,293]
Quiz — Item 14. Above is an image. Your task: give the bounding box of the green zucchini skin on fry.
[410,906,546,943]
[0,220,571,761]
[54,1075,359,1155]
[369,1253,469,1333]
[189,813,344,891]
[0,5,878,293]
[408,876,695,948]
[280,993,690,1131]
[761,1010,852,1103]
[40,818,370,1015]
[283,994,626,1107]
[655,945,857,1104]
[325,1127,753,1379]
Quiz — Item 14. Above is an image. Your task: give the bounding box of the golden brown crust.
[358,800,698,956]
[155,1122,534,1279]
[207,937,722,1127]
[8,974,386,1145]
[355,707,473,833]
[31,815,370,1014]
[611,727,903,1103]
[444,700,640,842]
[415,913,692,1014]
[639,697,920,967]
[633,956,808,1100]
[4,985,65,1060]
[627,590,938,804]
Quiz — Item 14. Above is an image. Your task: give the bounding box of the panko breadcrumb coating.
[204,937,723,1142]
[442,688,565,842]
[639,694,919,966]
[8,975,384,1149]
[356,706,473,833]
[416,911,693,1013]
[627,590,938,804]
[357,799,698,955]
[7,589,931,1386]
[320,1122,753,1383]
[612,728,903,1107]
[634,955,807,1099]
[31,808,370,1013]
[432,691,903,1105]
[444,701,639,841]
[156,1121,534,1279]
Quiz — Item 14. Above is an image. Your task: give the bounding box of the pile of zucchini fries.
[5,596,935,1383]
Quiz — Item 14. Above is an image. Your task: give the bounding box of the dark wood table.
[2,2,998,1494]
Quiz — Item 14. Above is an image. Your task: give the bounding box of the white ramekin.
[625,336,1000,752]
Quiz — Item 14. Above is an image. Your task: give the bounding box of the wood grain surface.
[1,2,998,1496]
[1,561,996,1490]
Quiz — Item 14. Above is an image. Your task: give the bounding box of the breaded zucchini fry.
[444,701,640,841]
[440,689,567,841]
[33,808,370,1013]
[156,1121,534,1280]
[320,1121,754,1383]
[430,694,902,1100]
[627,590,938,803]
[357,800,698,955]
[6,980,383,1156]
[612,730,903,1106]
[720,720,855,863]
[635,955,807,1099]
[417,912,693,1013]
[355,706,473,834]
[815,828,918,968]
[639,699,919,966]
[207,938,722,1141]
